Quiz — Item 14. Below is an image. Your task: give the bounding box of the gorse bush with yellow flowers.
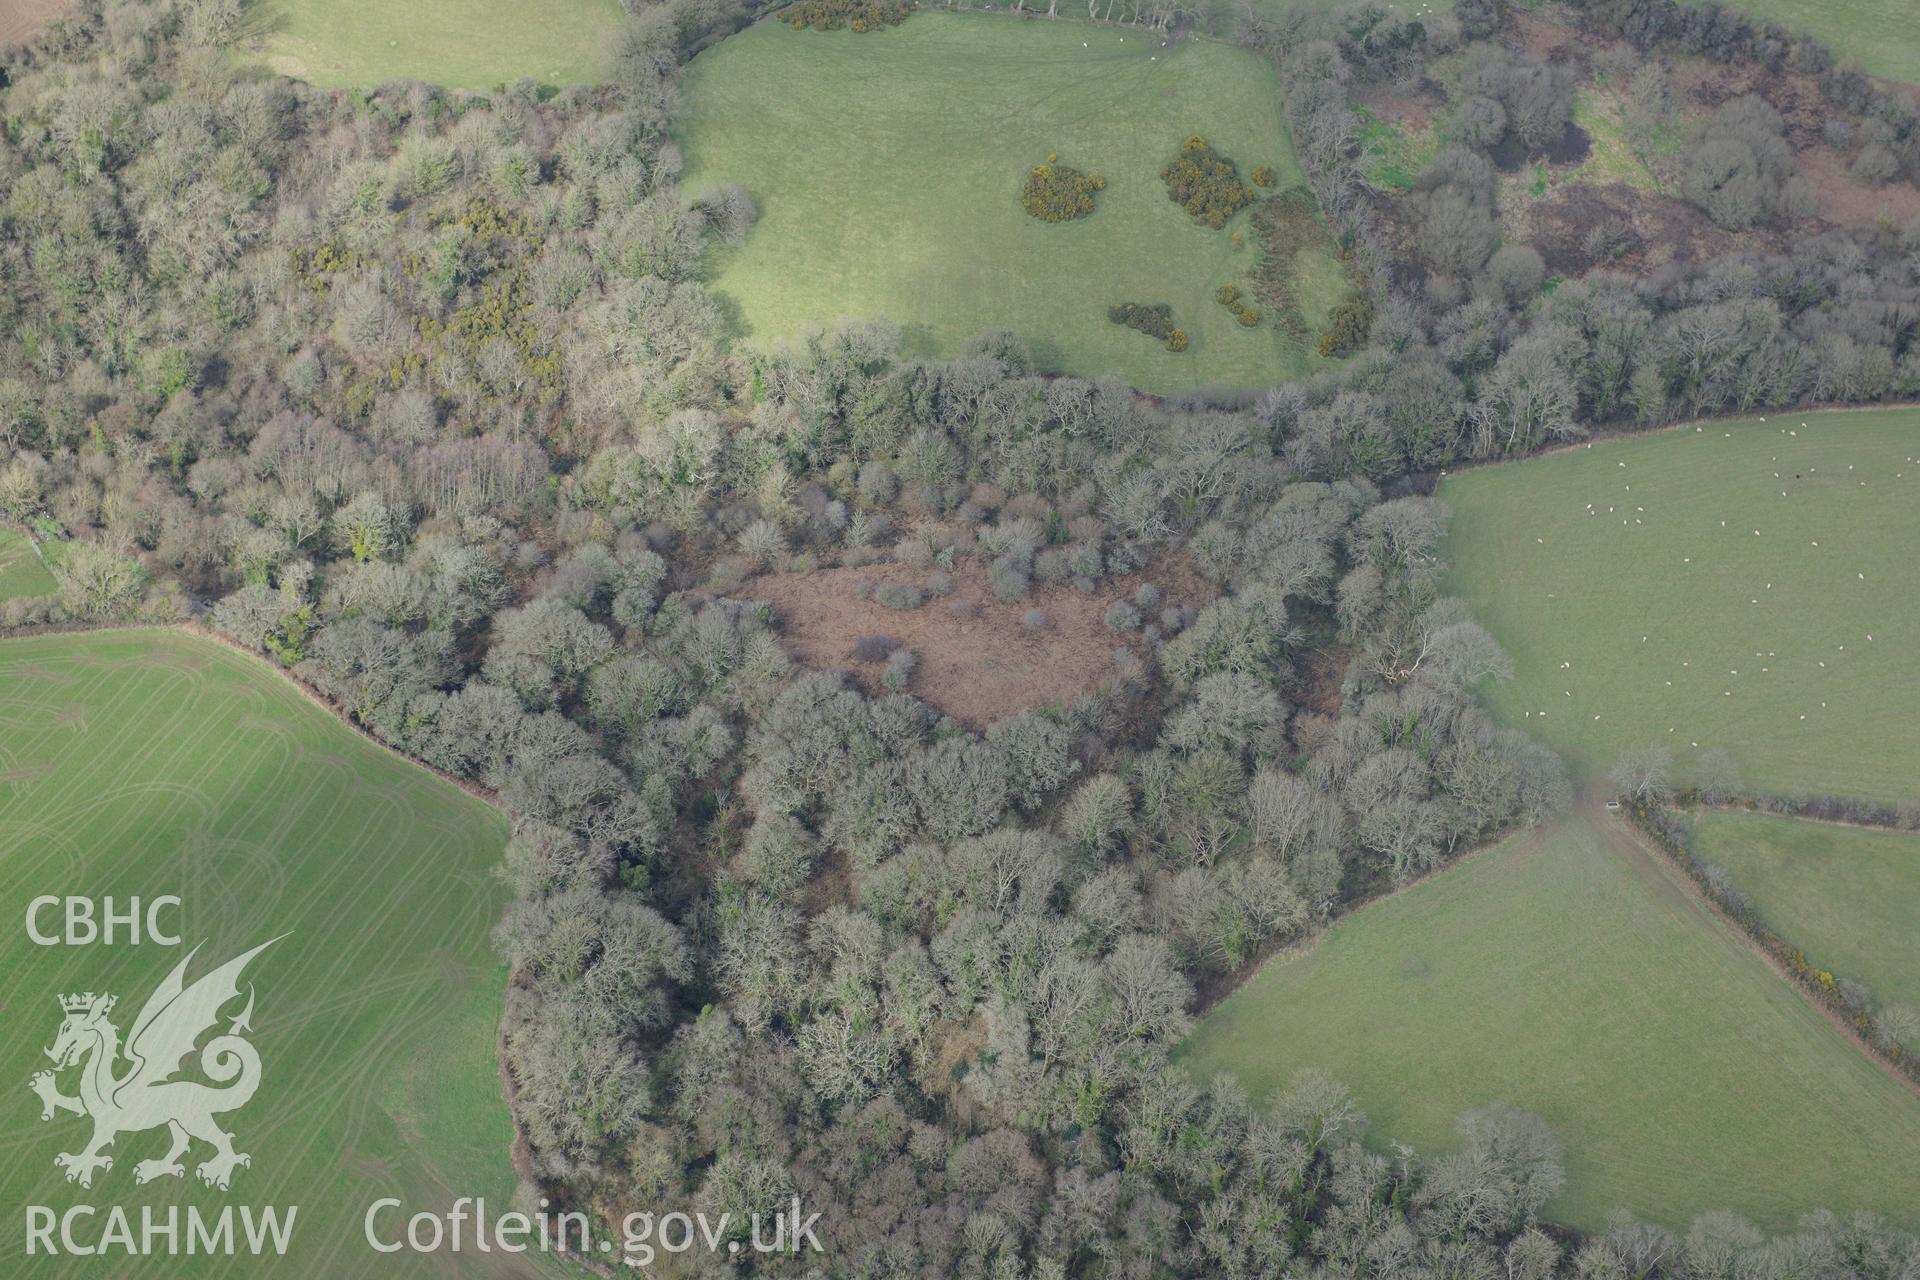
[783,0,910,32]
[1162,135,1257,229]
[1020,155,1106,222]
[1108,302,1188,351]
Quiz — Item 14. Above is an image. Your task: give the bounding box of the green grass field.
[1690,810,1920,1011]
[677,15,1343,392]
[1709,0,1920,85]
[0,630,532,1278]
[0,529,57,602]
[1439,408,1920,805]
[1177,812,1920,1232]
[243,0,624,91]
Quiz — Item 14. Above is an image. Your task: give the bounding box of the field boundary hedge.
[0,620,505,806]
[1626,800,1920,1088]
[1708,792,1920,833]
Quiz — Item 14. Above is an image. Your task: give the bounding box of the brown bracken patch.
[1671,61,1829,148]
[1508,10,1595,67]
[743,557,1215,731]
[1296,646,1351,717]
[1360,84,1439,134]
[1521,182,1760,278]
[1797,145,1920,227]
[0,0,70,46]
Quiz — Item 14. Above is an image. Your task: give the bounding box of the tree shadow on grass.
[707,288,755,346]
[233,0,291,42]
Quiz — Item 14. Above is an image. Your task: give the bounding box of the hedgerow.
[1108,302,1188,352]
[1162,135,1257,229]
[1020,155,1106,222]
[1631,801,1920,1084]
[783,0,910,32]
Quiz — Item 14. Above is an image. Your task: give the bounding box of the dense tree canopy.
[3,0,1918,1273]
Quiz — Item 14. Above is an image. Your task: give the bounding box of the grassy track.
[1176,812,1920,1232]
[1690,810,1920,1011]
[1439,407,1920,805]
[0,529,56,602]
[242,0,624,91]
[677,14,1343,392]
[0,630,531,1278]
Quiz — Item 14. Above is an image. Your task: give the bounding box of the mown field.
[1439,408,1920,805]
[677,14,1343,392]
[243,0,624,91]
[1176,813,1920,1232]
[0,528,56,601]
[0,630,531,1278]
[1690,810,1920,1012]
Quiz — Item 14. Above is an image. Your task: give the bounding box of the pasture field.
[1706,0,1920,85]
[1689,810,1920,1011]
[0,630,531,1278]
[1439,408,1920,805]
[0,528,56,601]
[1176,813,1920,1232]
[676,14,1344,392]
[243,0,623,91]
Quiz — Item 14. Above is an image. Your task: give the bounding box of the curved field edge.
[1688,809,1920,1012]
[676,13,1343,393]
[0,628,527,1278]
[1437,406,1920,806]
[1174,812,1920,1233]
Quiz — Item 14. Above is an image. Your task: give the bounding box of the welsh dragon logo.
[28,938,281,1191]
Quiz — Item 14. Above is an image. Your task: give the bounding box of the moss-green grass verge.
[1354,106,1438,192]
